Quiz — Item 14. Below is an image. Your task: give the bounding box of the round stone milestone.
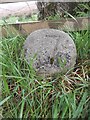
[23,29,77,75]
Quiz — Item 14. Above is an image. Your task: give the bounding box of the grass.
[0,2,89,25]
[0,2,90,119]
[0,14,38,25]
[0,28,90,118]
[74,3,90,17]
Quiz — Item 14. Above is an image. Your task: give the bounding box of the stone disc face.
[23,29,77,75]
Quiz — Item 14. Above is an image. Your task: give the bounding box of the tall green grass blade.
[61,105,68,118]
[0,95,11,106]
[3,75,10,94]
[73,91,87,118]
[71,92,76,113]
[19,100,25,118]
[52,99,58,118]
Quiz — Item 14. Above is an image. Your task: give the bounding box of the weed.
[0,29,89,118]
[0,2,90,118]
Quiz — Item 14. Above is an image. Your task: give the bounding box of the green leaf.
[19,90,25,118]
[71,92,76,113]
[73,91,87,118]
[0,95,11,106]
[61,105,68,118]
[3,75,10,94]
[19,100,25,118]
[52,99,58,119]
[58,57,66,69]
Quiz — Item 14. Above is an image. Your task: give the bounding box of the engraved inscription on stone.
[23,29,77,75]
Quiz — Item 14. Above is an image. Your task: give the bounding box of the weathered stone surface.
[23,29,77,75]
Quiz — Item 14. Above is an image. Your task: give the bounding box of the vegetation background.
[0,1,90,119]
